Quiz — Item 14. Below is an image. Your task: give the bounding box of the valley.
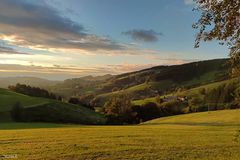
[0,0,239,159]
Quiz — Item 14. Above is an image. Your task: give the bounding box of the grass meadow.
[0,109,239,160]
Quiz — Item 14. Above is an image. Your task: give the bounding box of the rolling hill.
[49,74,113,97]
[143,109,240,126]
[86,59,229,107]
[0,58,233,113]
[0,88,106,124]
[0,59,229,109]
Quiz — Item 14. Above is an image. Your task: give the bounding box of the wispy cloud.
[0,45,30,55]
[122,29,163,42]
[0,0,126,53]
[0,63,157,80]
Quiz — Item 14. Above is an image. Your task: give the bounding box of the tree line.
[8,83,62,100]
[102,94,185,124]
[103,80,240,124]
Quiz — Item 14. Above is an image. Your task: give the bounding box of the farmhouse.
[163,96,188,102]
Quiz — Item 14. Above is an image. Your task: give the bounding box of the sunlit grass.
[0,109,239,160]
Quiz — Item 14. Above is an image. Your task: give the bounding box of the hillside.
[0,88,106,124]
[0,59,228,109]
[1,109,239,159]
[134,77,240,105]
[49,74,113,97]
[88,59,229,107]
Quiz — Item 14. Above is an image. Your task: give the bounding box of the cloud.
[0,0,125,53]
[122,29,163,42]
[0,63,155,80]
[184,0,195,5]
[0,45,30,55]
[0,64,109,80]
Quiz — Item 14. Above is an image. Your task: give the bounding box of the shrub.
[69,97,94,110]
[188,96,203,112]
[112,87,119,92]
[232,87,240,108]
[10,102,23,121]
[68,97,80,104]
[156,96,164,104]
[159,100,184,115]
[199,88,206,95]
[204,81,237,109]
[132,102,161,122]
[104,94,134,124]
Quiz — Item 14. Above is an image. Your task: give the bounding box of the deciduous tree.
[193,0,240,77]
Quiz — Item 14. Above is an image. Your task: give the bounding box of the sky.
[0,0,229,80]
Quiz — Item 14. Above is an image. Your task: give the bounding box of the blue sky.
[0,0,229,80]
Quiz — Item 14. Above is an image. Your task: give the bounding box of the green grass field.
[0,109,239,160]
[0,88,106,124]
[0,88,50,112]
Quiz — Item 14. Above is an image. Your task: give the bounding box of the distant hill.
[51,59,228,100]
[0,77,60,89]
[7,59,228,108]
[49,74,113,97]
[79,74,113,81]
[100,58,228,92]
[0,88,106,124]
[88,59,229,107]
